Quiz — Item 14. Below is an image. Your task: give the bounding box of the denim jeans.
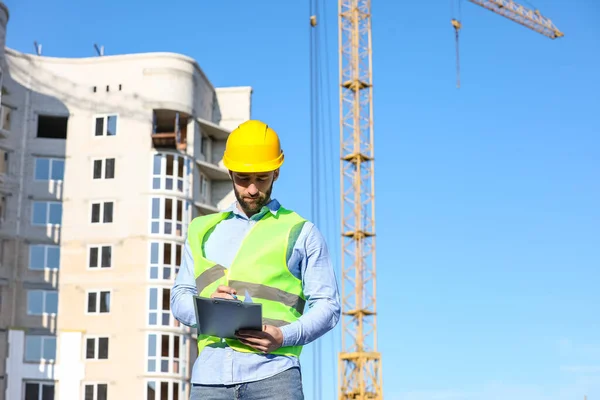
[190,367,304,400]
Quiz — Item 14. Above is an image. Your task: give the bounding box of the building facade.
[0,3,252,399]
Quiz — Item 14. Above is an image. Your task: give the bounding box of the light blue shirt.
[170,199,341,385]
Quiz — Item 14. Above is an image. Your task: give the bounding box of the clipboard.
[193,296,263,339]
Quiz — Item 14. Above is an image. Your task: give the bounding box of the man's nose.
[247,184,259,195]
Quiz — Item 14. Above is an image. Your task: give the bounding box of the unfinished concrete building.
[0,2,252,399]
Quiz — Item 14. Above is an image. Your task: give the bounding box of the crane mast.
[338,0,382,399]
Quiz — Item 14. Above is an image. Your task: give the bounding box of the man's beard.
[233,181,274,215]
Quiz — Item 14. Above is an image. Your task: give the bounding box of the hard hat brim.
[223,152,284,173]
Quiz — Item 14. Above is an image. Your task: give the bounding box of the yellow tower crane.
[336,0,562,399]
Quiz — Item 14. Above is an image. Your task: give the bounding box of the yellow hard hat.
[222,120,284,173]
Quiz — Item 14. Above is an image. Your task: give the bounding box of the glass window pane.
[35,158,50,180]
[98,337,109,359]
[149,288,157,310]
[107,115,117,136]
[161,334,169,357]
[86,339,95,359]
[173,383,179,400]
[25,336,41,361]
[24,383,39,400]
[151,198,160,219]
[33,202,47,224]
[148,334,156,357]
[48,203,62,225]
[97,384,108,400]
[150,243,159,264]
[166,154,174,176]
[161,382,168,400]
[95,117,104,136]
[174,335,180,358]
[41,384,54,400]
[93,160,102,179]
[47,246,60,269]
[27,291,43,314]
[177,157,184,178]
[46,291,58,314]
[165,199,173,219]
[85,385,94,400]
[43,337,56,360]
[88,292,97,313]
[153,155,162,175]
[147,382,156,400]
[152,177,161,189]
[101,246,111,268]
[105,158,115,179]
[51,159,64,180]
[148,359,156,372]
[150,267,158,280]
[29,245,45,270]
[176,245,182,266]
[162,289,170,311]
[103,202,113,223]
[100,292,110,313]
[89,247,98,268]
[91,203,100,223]
[163,243,171,265]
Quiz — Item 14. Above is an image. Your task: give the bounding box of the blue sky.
[5,0,599,399]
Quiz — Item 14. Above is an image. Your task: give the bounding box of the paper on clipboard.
[244,289,253,303]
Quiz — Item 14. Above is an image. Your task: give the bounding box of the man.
[171,120,341,400]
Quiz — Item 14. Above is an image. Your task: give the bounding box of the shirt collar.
[225,198,280,221]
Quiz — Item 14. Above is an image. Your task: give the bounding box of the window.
[24,335,56,362]
[85,336,109,360]
[146,380,182,400]
[149,287,179,328]
[93,158,115,180]
[84,383,107,400]
[149,242,181,281]
[88,245,112,269]
[34,157,65,181]
[0,148,8,176]
[91,201,113,223]
[27,290,58,315]
[0,196,5,226]
[147,333,184,374]
[32,201,62,225]
[0,104,12,131]
[150,197,189,237]
[24,381,54,400]
[152,153,190,194]
[200,173,208,199]
[37,115,68,139]
[29,245,60,270]
[94,115,117,136]
[87,291,111,314]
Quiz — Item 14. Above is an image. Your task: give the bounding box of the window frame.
[28,244,60,271]
[26,289,58,316]
[85,289,112,315]
[149,196,190,238]
[23,335,57,363]
[148,241,182,282]
[146,332,186,375]
[90,201,114,224]
[147,286,181,329]
[0,103,13,132]
[87,244,113,270]
[151,152,191,196]
[31,201,62,226]
[84,335,110,361]
[91,157,116,180]
[145,378,184,400]
[82,382,108,400]
[33,157,65,182]
[93,113,119,137]
[23,380,55,400]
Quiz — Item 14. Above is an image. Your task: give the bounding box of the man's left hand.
[235,325,283,353]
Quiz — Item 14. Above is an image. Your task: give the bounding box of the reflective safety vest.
[187,206,307,358]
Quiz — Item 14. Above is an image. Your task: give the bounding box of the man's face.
[231,170,279,216]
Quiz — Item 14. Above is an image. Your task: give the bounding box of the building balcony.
[152,110,189,151]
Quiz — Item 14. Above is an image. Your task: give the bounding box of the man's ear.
[273,169,280,181]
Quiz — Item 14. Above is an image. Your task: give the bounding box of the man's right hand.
[210,285,237,300]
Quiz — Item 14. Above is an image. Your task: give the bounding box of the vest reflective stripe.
[195,264,226,293]
[187,206,306,358]
[228,280,306,315]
